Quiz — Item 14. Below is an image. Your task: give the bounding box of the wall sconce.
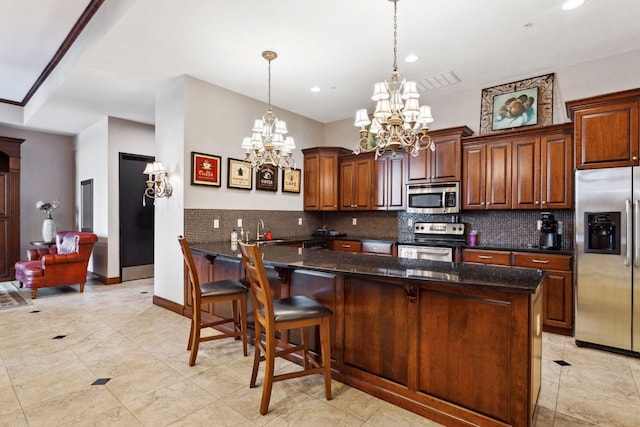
[143,161,172,206]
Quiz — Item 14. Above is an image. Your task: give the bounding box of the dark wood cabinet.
[339,154,373,210]
[464,124,573,210]
[406,126,473,183]
[0,137,24,281]
[513,251,573,335]
[462,140,511,209]
[463,248,512,266]
[373,152,406,210]
[303,147,350,211]
[343,277,409,385]
[512,128,573,209]
[330,240,362,252]
[567,88,640,170]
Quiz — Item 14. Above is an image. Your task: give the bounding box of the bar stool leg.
[250,321,262,388]
[320,316,332,400]
[189,308,201,367]
[239,295,248,357]
[260,332,276,415]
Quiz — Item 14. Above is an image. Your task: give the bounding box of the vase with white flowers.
[37,199,60,242]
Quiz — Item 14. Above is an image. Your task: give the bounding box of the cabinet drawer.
[331,240,362,252]
[512,252,571,270]
[463,249,511,266]
[361,241,394,255]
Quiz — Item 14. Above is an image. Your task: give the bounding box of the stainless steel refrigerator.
[575,167,640,353]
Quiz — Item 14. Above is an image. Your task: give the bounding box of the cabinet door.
[543,270,573,334]
[340,156,372,210]
[330,240,362,252]
[541,132,573,209]
[374,153,405,210]
[340,160,355,209]
[407,149,429,182]
[303,151,321,210]
[486,141,512,209]
[431,136,461,182]
[319,153,340,210]
[343,277,409,385]
[575,101,640,169]
[512,138,540,209]
[463,249,511,266]
[462,144,486,209]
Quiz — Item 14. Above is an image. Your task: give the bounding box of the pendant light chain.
[267,56,272,111]
[392,0,398,72]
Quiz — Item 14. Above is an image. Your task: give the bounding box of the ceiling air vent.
[416,71,460,92]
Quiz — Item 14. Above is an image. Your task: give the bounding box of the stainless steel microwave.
[406,182,460,214]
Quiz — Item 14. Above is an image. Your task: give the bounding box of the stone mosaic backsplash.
[186,208,575,251]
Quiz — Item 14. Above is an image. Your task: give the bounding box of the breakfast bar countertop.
[191,241,545,294]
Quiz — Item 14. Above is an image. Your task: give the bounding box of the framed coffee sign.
[227,158,252,190]
[282,168,301,193]
[256,164,278,191]
[191,152,221,187]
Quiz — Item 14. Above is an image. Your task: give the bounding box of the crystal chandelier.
[242,50,296,170]
[354,0,434,159]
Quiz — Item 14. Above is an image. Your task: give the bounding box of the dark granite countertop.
[191,241,545,294]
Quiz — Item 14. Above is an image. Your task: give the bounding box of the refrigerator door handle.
[627,199,640,268]
[626,199,632,267]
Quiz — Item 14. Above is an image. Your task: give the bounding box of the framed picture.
[256,164,278,191]
[480,73,554,135]
[191,152,221,187]
[282,168,301,193]
[227,158,252,190]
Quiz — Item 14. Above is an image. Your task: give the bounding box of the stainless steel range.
[398,221,466,261]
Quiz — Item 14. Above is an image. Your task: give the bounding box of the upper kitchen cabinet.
[463,124,573,210]
[373,151,406,210]
[406,126,473,183]
[303,147,350,211]
[512,124,573,209]
[340,154,373,210]
[566,88,640,170]
[462,140,511,209]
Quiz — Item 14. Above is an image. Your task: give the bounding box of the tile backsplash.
[186,208,575,251]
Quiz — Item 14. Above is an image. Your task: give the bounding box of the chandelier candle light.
[354,0,434,159]
[143,161,172,206]
[241,50,296,171]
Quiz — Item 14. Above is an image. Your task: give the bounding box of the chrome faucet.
[257,219,265,241]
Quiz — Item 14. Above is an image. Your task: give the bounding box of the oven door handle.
[418,248,451,255]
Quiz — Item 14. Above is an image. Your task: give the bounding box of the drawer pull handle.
[341,244,351,248]
[532,259,549,264]
[478,255,493,259]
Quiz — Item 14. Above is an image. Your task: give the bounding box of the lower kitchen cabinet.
[463,248,511,266]
[331,240,362,252]
[513,251,573,335]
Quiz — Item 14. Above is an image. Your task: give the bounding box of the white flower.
[36,199,60,216]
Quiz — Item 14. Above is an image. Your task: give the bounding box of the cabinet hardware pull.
[478,255,493,259]
[532,259,549,264]
[634,156,639,160]
[341,244,350,248]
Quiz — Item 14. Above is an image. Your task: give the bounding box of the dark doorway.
[119,153,154,281]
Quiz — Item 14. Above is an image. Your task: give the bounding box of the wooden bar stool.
[178,236,249,366]
[238,242,332,415]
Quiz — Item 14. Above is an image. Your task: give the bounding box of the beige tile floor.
[1,278,639,426]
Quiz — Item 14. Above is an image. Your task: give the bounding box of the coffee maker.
[539,212,559,249]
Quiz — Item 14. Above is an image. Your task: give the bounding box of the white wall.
[153,75,326,305]
[324,49,640,145]
[183,76,324,211]
[1,125,75,256]
[107,117,155,279]
[75,117,155,279]
[75,118,109,276]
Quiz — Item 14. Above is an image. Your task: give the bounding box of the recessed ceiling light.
[561,0,585,11]
[404,54,419,63]
[310,86,321,93]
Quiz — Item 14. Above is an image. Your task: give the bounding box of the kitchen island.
[187,242,545,427]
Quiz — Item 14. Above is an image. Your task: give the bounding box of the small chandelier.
[241,50,296,170]
[142,161,172,206]
[354,0,434,159]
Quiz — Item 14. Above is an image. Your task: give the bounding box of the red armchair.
[15,231,98,299]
